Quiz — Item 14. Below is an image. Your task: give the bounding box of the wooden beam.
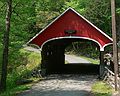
[111,0,118,91]
[99,51,104,78]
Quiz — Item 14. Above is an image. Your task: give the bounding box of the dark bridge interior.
[41,38,100,75]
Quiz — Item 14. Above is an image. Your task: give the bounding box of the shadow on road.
[18,74,97,96]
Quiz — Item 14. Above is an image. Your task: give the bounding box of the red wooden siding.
[27,8,112,51]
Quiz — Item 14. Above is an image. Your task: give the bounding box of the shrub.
[6,48,41,89]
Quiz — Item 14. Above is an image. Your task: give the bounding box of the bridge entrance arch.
[27,8,113,77]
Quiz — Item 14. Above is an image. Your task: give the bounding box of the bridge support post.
[99,51,104,78]
[41,49,47,76]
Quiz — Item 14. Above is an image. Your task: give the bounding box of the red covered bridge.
[27,8,113,76]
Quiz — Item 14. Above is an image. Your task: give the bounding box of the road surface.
[20,47,97,96]
[18,74,97,96]
[65,54,91,63]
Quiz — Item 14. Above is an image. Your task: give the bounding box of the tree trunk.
[0,0,12,91]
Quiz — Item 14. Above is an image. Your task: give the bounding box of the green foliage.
[63,0,87,14]
[0,45,3,79]
[0,49,41,95]
[0,1,5,44]
[0,0,40,73]
[6,49,41,88]
[117,8,120,14]
[35,0,67,28]
[92,81,113,96]
[84,0,111,36]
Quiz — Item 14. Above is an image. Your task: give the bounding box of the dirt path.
[65,54,91,63]
[19,74,97,96]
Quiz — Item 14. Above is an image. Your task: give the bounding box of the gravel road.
[21,47,97,96]
[19,74,97,96]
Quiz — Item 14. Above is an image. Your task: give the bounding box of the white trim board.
[28,36,112,51]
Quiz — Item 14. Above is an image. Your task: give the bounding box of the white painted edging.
[40,36,112,51]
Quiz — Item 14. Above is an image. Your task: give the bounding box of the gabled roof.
[27,7,113,51]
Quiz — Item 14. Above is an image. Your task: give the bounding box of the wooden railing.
[103,67,120,89]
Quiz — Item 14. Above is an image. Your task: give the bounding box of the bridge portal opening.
[41,38,100,75]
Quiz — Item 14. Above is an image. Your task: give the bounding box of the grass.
[0,77,42,96]
[0,76,43,96]
[0,84,31,96]
[20,48,41,70]
[91,81,113,96]
[65,60,69,64]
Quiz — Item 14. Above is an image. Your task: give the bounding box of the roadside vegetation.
[0,84,31,96]
[0,49,41,96]
[91,81,113,96]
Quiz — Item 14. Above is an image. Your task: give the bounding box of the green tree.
[36,0,67,28]
[0,0,37,80]
[7,0,37,71]
[0,0,12,91]
[85,0,111,36]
